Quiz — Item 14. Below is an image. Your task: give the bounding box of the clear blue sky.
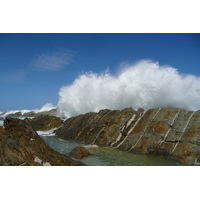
[0,33,199,111]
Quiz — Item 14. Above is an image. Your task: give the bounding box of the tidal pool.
[41,136,179,166]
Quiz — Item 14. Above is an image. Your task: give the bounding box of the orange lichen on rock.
[149,121,168,134]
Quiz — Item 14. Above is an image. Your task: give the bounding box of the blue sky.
[0,33,199,111]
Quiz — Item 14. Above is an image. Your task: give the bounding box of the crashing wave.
[57,60,200,118]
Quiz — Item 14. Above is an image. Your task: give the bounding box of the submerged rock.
[0,117,85,166]
[70,147,92,159]
[56,107,200,165]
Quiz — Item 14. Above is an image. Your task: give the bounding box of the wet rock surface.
[0,117,85,166]
[56,107,200,165]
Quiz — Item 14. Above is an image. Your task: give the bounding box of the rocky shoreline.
[1,107,200,166]
[55,107,200,166]
[0,117,85,166]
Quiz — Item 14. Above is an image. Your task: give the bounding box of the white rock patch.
[34,156,51,166]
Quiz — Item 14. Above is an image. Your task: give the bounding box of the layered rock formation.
[0,117,85,166]
[56,107,200,165]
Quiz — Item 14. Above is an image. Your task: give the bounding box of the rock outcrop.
[0,117,85,166]
[24,116,63,131]
[56,107,200,165]
[23,108,57,118]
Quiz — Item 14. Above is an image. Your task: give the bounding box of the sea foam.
[0,120,3,127]
[0,103,55,118]
[57,60,200,118]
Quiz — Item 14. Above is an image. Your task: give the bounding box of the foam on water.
[36,128,57,136]
[0,103,55,118]
[57,60,200,118]
[34,103,56,113]
[0,120,3,127]
[0,110,30,118]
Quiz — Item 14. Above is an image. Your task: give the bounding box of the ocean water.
[41,135,179,166]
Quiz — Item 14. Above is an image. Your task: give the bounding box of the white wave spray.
[57,60,200,118]
[0,103,56,118]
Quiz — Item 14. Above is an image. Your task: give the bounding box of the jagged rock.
[22,109,57,118]
[6,112,22,118]
[70,147,92,159]
[24,116,63,131]
[0,117,85,166]
[56,108,136,145]
[56,107,200,165]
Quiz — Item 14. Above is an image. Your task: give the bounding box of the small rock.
[70,147,92,159]
[34,156,42,164]
[43,162,51,166]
